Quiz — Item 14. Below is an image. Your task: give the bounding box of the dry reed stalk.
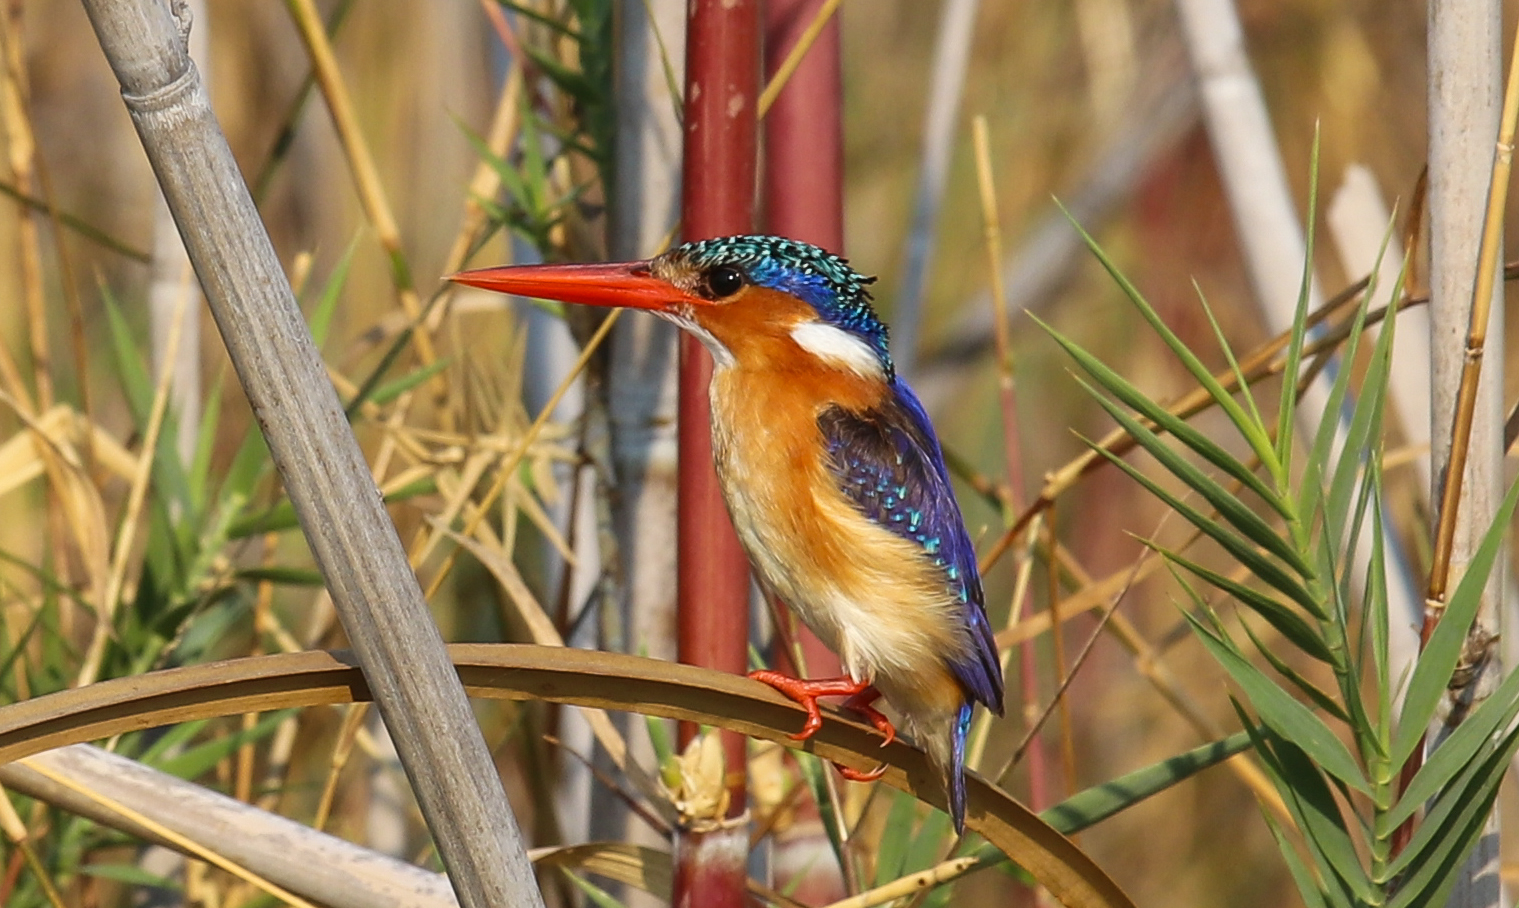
[21,759,321,908]
[756,0,841,117]
[313,702,369,831]
[1423,10,1519,609]
[76,269,189,689]
[147,0,205,470]
[973,114,1054,825]
[282,0,439,370]
[822,856,980,908]
[1,746,459,908]
[75,4,545,906]
[0,4,50,412]
[607,2,687,896]
[0,646,1139,908]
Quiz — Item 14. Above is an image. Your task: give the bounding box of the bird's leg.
[749,671,896,783]
[748,670,871,741]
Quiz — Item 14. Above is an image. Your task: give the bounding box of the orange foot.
[748,670,896,782]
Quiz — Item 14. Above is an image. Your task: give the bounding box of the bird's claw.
[789,702,824,741]
[835,760,888,782]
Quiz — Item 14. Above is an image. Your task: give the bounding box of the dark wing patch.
[817,379,1004,715]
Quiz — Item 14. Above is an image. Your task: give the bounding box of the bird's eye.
[704,265,746,298]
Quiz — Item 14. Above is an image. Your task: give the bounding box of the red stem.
[676,3,758,907]
[762,0,845,682]
[760,5,851,901]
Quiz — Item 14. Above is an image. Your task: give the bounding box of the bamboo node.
[121,64,198,112]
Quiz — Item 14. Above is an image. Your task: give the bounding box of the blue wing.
[816,377,1004,716]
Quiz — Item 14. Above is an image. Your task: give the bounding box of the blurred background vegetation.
[0,1,1509,906]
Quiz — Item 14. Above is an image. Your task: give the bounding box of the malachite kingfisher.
[450,235,1004,831]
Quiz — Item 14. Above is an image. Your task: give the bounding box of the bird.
[450,235,1004,831]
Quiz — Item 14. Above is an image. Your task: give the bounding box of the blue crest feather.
[673,235,893,375]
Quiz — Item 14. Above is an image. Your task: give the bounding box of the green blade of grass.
[1265,810,1333,908]
[1240,710,1363,907]
[1296,282,1371,532]
[365,357,453,408]
[1187,613,1367,794]
[1077,376,1311,576]
[307,234,359,350]
[1037,315,1288,519]
[1161,547,1334,665]
[1384,726,1519,903]
[1086,438,1324,618]
[1235,618,1348,722]
[1321,256,1400,551]
[1383,656,1519,831]
[1041,730,1252,835]
[1268,732,1376,905]
[1056,207,1281,476]
[1275,128,1321,471]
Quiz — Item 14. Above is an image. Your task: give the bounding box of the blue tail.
[949,701,974,833]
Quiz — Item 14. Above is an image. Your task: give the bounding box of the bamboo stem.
[75,5,544,905]
[1424,11,1519,609]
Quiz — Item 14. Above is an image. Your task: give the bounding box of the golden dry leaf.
[662,729,730,827]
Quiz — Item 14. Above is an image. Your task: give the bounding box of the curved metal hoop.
[0,644,1134,908]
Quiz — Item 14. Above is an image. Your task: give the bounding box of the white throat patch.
[789,321,885,380]
[659,307,735,369]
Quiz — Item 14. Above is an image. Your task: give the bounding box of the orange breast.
[705,335,970,720]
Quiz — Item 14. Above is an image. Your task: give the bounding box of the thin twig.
[283,0,439,369]
[0,786,66,908]
[420,311,622,599]
[756,0,843,117]
[0,179,148,261]
[818,857,979,908]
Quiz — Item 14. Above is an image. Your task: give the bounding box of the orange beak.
[448,261,702,312]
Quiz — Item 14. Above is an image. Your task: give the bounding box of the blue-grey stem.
[892,0,980,382]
